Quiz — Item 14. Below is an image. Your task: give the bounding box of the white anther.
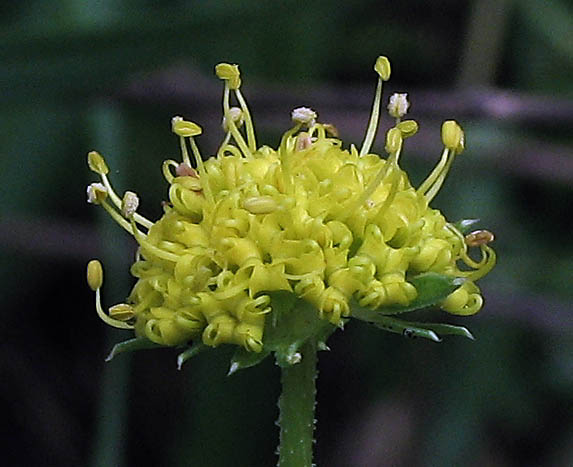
[291,107,317,126]
[387,93,409,118]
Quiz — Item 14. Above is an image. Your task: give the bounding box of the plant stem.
[278,339,318,467]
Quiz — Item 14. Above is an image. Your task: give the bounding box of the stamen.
[218,107,242,157]
[129,217,180,263]
[85,260,134,329]
[222,84,251,156]
[418,147,450,196]
[235,90,257,152]
[359,55,391,156]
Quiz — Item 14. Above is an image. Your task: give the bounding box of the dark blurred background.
[1,1,572,466]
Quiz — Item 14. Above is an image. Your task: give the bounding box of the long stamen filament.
[278,123,302,193]
[235,89,257,152]
[216,132,233,158]
[95,288,134,329]
[223,85,251,156]
[101,200,140,235]
[424,153,455,202]
[130,218,181,263]
[189,137,214,206]
[359,77,383,156]
[179,135,191,166]
[418,147,450,195]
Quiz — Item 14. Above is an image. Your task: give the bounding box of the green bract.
[87,57,496,369]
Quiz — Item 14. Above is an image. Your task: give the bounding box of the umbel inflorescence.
[86,57,495,360]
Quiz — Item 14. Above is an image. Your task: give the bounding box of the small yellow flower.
[86,57,495,355]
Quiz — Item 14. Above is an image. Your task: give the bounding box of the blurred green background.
[2,1,572,466]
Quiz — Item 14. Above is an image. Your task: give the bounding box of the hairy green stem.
[278,339,318,467]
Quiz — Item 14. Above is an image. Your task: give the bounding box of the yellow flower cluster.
[86,56,495,351]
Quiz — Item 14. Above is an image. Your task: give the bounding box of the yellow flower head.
[86,57,496,360]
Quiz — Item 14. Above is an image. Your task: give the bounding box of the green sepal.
[177,342,207,370]
[453,218,480,234]
[264,291,337,368]
[228,348,271,375]
[105,336,162,362]
[351,272,460,319]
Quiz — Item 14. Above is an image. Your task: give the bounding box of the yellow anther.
[86,183,108,205]
[387,93,409,119]
[465,230,495,247]
[385,127,403,154]
[172,116,202,137]
[109,303,136,321]
[215,63,241,90]
[441,120,464,152]
[374,56,391,81]
[87,259,103,291]
[121,191,139,218]
[396,120,419,138]
[88,151,109,175]
[242,196,278,214]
